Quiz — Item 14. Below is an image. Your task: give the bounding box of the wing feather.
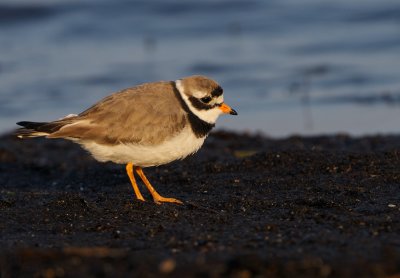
[49,81,187,145]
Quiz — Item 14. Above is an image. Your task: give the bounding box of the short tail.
[16,121,66,139]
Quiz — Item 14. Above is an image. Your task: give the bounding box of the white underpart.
[79,126,206,167]
[175,80,224,124]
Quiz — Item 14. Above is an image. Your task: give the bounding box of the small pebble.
[159,258,176,274]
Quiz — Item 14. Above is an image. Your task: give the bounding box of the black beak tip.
[230,109,238,115]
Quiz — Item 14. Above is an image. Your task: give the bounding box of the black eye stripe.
[188,96,220,110]
[201,96,212,103]
[189,96,212,110]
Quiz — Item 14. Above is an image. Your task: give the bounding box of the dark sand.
[0,131,399,277]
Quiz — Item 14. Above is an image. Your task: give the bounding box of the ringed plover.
[16,75,237,204]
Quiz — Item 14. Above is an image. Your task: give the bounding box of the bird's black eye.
[201,96,212,103]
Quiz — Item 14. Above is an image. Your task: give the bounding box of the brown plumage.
[16,75,237,204]
[19,81,188,146]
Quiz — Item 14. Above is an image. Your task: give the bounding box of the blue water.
[1,0,400,136]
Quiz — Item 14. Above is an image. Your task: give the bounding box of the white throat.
[175,80,223,124]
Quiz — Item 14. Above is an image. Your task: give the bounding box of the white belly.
[79,127,206,167]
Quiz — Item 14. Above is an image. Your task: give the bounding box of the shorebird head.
[175,75,237,124]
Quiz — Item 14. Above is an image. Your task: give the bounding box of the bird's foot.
[136,196,146,202]
[153,195,183,205]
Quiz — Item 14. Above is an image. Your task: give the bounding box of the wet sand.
[0,131,399,277]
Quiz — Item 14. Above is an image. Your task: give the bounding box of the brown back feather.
[48,81,187,145]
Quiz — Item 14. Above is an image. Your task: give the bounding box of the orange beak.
[219,103,238,115]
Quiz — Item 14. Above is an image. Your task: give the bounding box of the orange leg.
[135,166,183,205]
[126,163,145,201]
